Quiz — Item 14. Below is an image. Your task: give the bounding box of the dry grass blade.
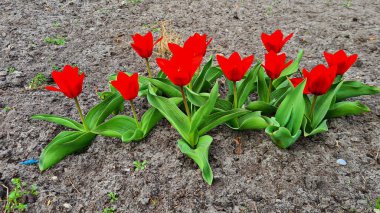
[155,20,182,59]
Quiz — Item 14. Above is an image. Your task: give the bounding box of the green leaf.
[32,114,84,131]
[145,78,182,97]
[39,131,96,171]
[234,112,271,130]
[92,115,137,138]
[85,93,124,130]
[265,124,302,149]
[271,85,291,106]
[303,118,328,137]
[140,107,163,135]
[186,88,232,111]
[275,80,306,135]
[237,63,260,107]
[199,108,249,135]
[246,101,277,115]
[177,135,213,185]
[205,67,223,84]
[311,82,343,128]
[282,50,303,76]
[193,56,214,93]
[257,66,269,102]
[326,101,370,118]
[335,81,380,101]
[121,129,145,143]
[190,83,219,135]
[147,86,191,142]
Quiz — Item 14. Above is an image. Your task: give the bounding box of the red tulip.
[261,29,293,53]
[131,32,162,58]
[291,64,337,96]
[156,51,202,87]
[183,33,212,57]
[45,65,85,99]
[323,50,358,75]
[262,51,293,80]
[111,72,139,101]
[216,52,254,82]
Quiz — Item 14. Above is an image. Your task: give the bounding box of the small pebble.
[337,159,347,166]
[51,176,58,181]
[63,203,72,209]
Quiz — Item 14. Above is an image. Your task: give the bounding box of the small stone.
[0,71,7,77]
[63,203,72,209]
[140,197,149,205]
[51,176,58,181]
[337,159,347,166]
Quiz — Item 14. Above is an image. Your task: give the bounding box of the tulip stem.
[74,97,89,131]
[180,86,191,121]
[267,79,273,102]
[129,100,140,128]
[233,81,238,108]
[145,58,153,78]
[309,95,317,119]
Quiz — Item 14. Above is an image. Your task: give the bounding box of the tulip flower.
[262,51,292,102]
[183,33,212,57]
[261,29,293,53]
[131,32,163,78]
[168,33,212,83]
[216,52,254,108]
[111,72,140,126]
[156,50,202,120]
[45,65,88,130]
[323,50,358,76]
[290,64,337,118]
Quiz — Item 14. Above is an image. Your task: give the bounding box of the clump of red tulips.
[33,29,380,185]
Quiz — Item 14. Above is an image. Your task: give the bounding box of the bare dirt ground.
[0,0,379,212]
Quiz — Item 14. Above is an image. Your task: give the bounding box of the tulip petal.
[45,86,61,92]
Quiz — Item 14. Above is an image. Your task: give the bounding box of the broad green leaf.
[199,108,249,135]
[122,129,144,143]
[205,66,223,84]
[326,101,370,118]
[186,88,232,111]
[246,101,277,115]
[235,112,271,130]
[92,115,137,138]
[237,63,260,107]
[39,131,96,171]
[147,86,191,142]
[32,114,84,131]
[265,125,302,149]
[271,85,291,106]
[335,81,380,101]
[275,80,306,135]
[177,135,213,185]
[145,78,182,97]
[140,107,163,135]
[311,82,343,128]
[303,118,328,137]
[193,56,214,93]
[257,66,269,102]
[85,93,124,130]
[190,83,219,135]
